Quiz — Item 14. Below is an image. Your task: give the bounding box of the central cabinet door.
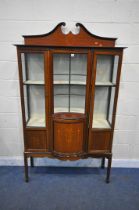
[53,113,86,154]
[52,51,88,155]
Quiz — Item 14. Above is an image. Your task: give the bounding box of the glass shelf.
[54,81,86,85]
[23,80,44,85]
[70,108,85,113]
[95,82,116,87]
[54,73,86,76]
[54,94,85,96]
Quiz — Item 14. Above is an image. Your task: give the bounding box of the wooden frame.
[15,22,125,183]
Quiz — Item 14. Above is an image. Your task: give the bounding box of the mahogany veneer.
[15,22,125,183]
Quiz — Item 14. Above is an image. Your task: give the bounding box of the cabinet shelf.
[54,94,85,96]
[93,118,111,129]
[54,73,86,76]
[23,80,44,85]
[54,107,84,113]
[95,82,116,87]
[27,115,45,127]
[54,81,86,85]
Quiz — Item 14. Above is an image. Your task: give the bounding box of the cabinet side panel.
[25,130,47,152]
[88,130,111,152]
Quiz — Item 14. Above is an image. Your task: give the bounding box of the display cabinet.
[15,22,125,182]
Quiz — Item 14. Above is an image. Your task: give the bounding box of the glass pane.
[108,87,115,124]
[24,85,45,127]
[70,95,85,113]
[53,53,87,113]
[96,55,119,84]
[53,54,69,75]
[54,95,69,113]
[70,85,86,95]
[21,52,46,127]
[71,54,87,74]
[54,84,69,95]
[54,74,69,84]
[94,87,108,119]
[92,87,116,129]
[70,75,86,84]
[21,53,44,83]
[92,54,119,129]
[70,85,86,113]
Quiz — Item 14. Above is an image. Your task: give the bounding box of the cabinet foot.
[101,157,105,169]
[106,156,112,183]
[106,179,110,184]
[24,154,29,182]
[30,157,34,167]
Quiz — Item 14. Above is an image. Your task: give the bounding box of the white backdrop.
[0,0,139,167]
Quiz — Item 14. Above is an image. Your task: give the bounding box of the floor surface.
[0,166,139,210]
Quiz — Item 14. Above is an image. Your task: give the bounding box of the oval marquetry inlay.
[54,118,84,153]
[95,41,98,45]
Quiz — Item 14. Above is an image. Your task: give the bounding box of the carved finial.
[61,22,80,35]
[72,23,80,35]
[61,22,70,34]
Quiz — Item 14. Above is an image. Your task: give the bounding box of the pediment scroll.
[23,22,117,47]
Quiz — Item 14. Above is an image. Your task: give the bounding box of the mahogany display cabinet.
[15,22,125,182]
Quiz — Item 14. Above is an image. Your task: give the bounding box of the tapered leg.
[30,157,34,167]
[106,156,112,183]
[24,154,29,182]
[101,157,105,169]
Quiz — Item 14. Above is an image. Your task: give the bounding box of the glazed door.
[88,49,123,152]
[53,52,88,114]
[21,52,46,127]
[19,51,49,151]
[51,50,90,155]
